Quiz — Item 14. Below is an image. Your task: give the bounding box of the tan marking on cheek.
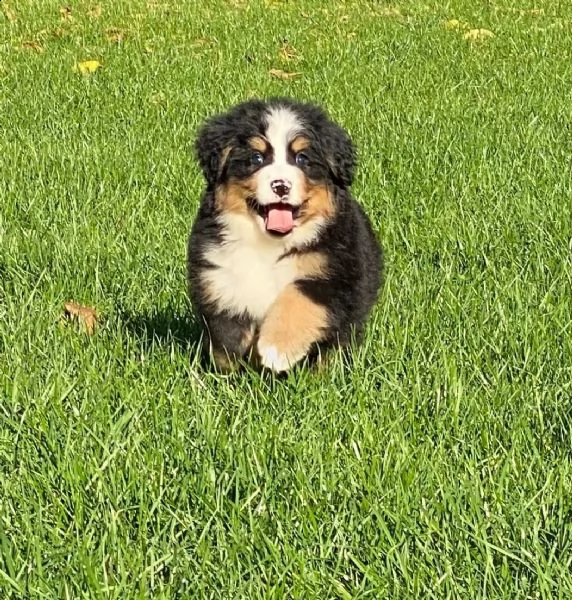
[291,136,310,154]
[257,284,328,369]
[295,251,328,279]
[248,136,268,153]
[300,182,335,223]
[215,179,256,214]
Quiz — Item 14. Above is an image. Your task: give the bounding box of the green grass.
[1,0,572,597]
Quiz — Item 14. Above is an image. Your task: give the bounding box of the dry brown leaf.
[64,302,98,335]
[22,41,44,53]
[88,4,103,18]
[1,3,17,22]
[105,27,125,43]
[60,6,73,21]
[279,42,299,61]
[269,68,302,80]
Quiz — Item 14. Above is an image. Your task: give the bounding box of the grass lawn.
[1,0,572,597]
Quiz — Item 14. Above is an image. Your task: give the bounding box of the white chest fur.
[202,214,311,321]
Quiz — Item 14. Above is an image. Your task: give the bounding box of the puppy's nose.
[271,179,291,199]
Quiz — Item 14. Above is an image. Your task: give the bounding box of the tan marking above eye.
[248,136,268,153]
[290,136,310,154]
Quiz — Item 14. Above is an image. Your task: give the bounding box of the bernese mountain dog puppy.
[187,98,383,373]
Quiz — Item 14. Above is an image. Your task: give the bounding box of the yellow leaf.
[76,60,102,74]
[269,69,302,80]
[464,28,495,41]
[444,19,469,31]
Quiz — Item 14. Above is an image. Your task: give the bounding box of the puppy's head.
[195,98,355,238]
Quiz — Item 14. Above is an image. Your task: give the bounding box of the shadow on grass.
[121,308,203,354]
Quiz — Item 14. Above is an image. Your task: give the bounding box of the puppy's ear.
[323,123,356,188]
[195,115,235,187]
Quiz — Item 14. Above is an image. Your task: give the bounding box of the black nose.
[271,179,291,199]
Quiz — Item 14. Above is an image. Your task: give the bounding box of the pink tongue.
[265,205,294,234]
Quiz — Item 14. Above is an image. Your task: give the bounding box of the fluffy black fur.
[188,97,383,369]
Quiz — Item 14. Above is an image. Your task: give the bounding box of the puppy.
[187,98,383,372]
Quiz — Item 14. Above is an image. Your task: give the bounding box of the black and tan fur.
[187,98,383,372]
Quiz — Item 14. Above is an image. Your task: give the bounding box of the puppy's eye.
[250,151,264,166]
[295,152,309,167]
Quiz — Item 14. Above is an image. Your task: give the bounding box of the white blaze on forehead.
[265,106,301,163]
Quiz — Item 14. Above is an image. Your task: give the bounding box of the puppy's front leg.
[204,313,255,372]
[257,283,328,373]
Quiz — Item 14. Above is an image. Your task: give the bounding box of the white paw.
[257,343,306,373]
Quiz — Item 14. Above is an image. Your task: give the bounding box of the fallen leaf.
[22,41,44,53]
[1,3,16,22]
[269,68,302,80]
[88,4,102,18]
[60,6,73,21]
[444,19,470,31]
[279,42,299,61]
[105,27,125,43]
[464,28,495,41]
[64,302,98,335]
[75,59,102,74]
